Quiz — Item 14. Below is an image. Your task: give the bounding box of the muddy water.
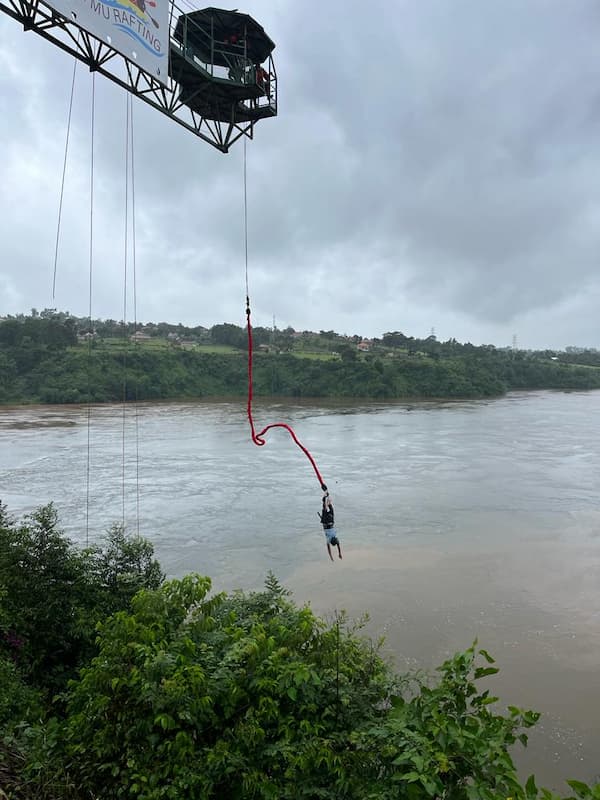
[1,391,599,790]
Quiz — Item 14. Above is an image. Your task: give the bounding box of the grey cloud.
[2,1,600,347]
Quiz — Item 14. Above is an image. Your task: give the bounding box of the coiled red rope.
[246,297,328,492]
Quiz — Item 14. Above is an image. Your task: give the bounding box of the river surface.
[1,391,599,790]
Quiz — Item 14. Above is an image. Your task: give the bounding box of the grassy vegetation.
[194,343,239,354]
[285,350,339,361]
[95,337,170,350]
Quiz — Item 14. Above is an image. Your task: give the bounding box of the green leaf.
[474,666,499,679]
[566,779,592,798]
[478,648,496,664]
[525,774,538,799]
[479,695,498,705]
[522,710,541,726]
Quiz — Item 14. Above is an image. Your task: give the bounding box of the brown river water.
[1,391,599,790]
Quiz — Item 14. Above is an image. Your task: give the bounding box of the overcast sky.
[2,0,600,348]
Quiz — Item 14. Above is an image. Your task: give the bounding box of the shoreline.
[2,387,597,413]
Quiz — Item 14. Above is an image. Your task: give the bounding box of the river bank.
[4,338,600,406]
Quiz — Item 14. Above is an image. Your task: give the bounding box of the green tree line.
[2,314,600,404]
[1,503,598,799]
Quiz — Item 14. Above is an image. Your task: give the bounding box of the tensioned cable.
[130,98,140,537]
[243,139,328,492]
[121,92,130,529]
[86,72,96,547]
[52,53,78,301]
[243,138,249,299]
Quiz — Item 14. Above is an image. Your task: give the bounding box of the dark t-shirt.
[321,504,334,528]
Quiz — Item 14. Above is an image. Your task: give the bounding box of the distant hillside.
[2,312,600,404]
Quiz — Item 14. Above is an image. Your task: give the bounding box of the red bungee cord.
[246,297,328,492]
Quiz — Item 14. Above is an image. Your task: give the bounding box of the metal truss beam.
[0,0,256,152]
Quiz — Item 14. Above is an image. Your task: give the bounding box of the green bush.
[0,503,164,696]
[0,655,42,732]
[1,502,598,799]
[47,575,585,800]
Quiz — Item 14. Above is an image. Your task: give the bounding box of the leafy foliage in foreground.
[0,502,164,696]
[53,577,600,799]
[1,505,598,799]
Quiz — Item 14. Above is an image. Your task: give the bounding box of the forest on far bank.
[2,310,600,404]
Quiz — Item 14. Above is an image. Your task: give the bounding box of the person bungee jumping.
[319,492,342,562]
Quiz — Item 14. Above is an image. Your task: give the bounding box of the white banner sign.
[45,0,170,85]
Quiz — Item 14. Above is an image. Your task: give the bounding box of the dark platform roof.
[174,6,275,66]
